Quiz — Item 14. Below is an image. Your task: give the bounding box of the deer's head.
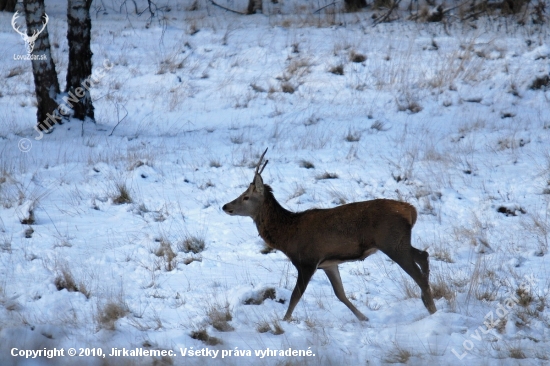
[222,148,268,217]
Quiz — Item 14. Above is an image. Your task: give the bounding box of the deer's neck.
[253,186,295,254]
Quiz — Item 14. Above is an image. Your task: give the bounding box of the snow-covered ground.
[1,1,549,365]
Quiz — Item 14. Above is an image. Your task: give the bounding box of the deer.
[222,148,436,321]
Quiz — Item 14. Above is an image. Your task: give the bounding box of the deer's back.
[283,199,416,261]
[298,199,416,228]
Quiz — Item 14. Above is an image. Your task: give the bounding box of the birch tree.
[22,0,60,131]
[66,0,94,121]
[21,0,95,132]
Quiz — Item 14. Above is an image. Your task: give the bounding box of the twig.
[109,102,128,137]
[373,0,402,26]
[209,0,248,15]
[313,1,336,14]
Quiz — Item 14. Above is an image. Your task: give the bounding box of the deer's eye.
[243,196,249,201]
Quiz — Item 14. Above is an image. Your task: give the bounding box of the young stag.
[222,149,436,321]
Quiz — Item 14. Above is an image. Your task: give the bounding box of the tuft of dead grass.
[344,129,361,142]
[370,120,389,132]
[299,160,315,169]
[529,75,549,90]
[316,172,339,180]
[329,64,344,75]
[177,235,205,254]
[430,272,456,304]
[281,82,296,94]
[349,50,366,63]
[54,265,91,299]
[383,341,415,364]
[154,239,177,271]
[271,318,285,335]
[243,288,278,305]
[97,300,129,331]
[256,321,271,333]
[112,183,132,205]
[190,329,223,345]
[508,346,527,359]
[207,303,234,332]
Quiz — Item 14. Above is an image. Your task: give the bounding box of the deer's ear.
[253,174,264,194]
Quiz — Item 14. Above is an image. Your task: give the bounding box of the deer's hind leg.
[380,230,437,315]
[412,247,430,281]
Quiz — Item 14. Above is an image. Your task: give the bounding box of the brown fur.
[223,151,436,321]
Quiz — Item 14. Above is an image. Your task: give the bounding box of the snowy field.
[1,1,550,365]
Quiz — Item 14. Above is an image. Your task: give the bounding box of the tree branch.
[373,0,402,26]
[313,2,336,14]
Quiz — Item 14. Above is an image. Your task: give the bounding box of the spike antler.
[254,148,269,176]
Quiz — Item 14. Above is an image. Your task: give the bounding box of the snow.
[0,0,550,365]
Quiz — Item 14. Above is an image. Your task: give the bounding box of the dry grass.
[0,234,12,253]
[190,329,223,345]
[344,129,361,142]
[256,321,271,333]
[430,272,456,306]
[285,57,312,78]
[112,183,132,205]
[328,64,344,75]
[349,50,366,63]
[154,239,177,272]
[270,318,285,335]
[209,159,222,168]
[50,262,91,299]
[521,212,549,256]
[370,120,388,132]
[508,346,527,359]
[383,341,415,363]
[431,244,454,263]
[97,300,129,331]
[316,172,339,180]
[177,235,205,254]
[530,75,550,90]
[19,208,35,225]
[299,160,315,169]
[396,93,423,114]
[243,288,277,305]
[399,277,420,299]
[281,82,296,94]
[207,302,234,332]
[182,255,202,265]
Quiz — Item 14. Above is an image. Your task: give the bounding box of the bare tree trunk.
[23,0,60,131]
[0,0,17,12]
[66,0,94,121]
